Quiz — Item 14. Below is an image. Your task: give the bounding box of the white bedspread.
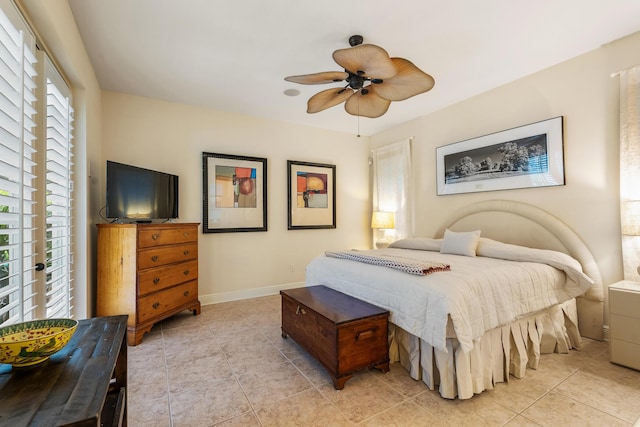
[305,238,593,353]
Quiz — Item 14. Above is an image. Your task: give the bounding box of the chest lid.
[281,285,388,325]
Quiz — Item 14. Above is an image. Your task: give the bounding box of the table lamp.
[371,211,395,248]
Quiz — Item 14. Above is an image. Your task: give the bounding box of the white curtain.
[619,65,640,281]
[371,138,413,246]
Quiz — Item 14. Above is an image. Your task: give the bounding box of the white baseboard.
[199,281,305,306]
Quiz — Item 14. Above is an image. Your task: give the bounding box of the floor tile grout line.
[508,354,607,423]
[217,324,267,427]
[550,361,639,425]
[267,329,359,425]
[160,323,176,427]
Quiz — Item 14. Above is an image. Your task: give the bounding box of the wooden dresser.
[281,286,389,389]
[97,223,201,345]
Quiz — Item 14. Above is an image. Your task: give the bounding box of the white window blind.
[44,57,74,318]
[0,7,38,324]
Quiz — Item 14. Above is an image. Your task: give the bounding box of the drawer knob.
[183,250,189,256]
[151,255,159,263]
[152,234,159,240]
[153,277,160,284]
[183,270,189,276]
[152,302,160,309]
[295,305,306,315]
[183,291,190,297]
[183,232,190,237]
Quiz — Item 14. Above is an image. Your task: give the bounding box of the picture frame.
[436,116,564,195]
[287,160,336,230]
[202,152,267,233]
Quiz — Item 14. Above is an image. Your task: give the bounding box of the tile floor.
[127,295,640,426]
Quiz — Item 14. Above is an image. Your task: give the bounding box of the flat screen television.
[106,161,179,222]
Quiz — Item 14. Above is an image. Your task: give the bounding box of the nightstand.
[609,280,640,370]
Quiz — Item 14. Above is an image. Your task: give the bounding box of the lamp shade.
[371,211,395,229]
[622,200,640,236]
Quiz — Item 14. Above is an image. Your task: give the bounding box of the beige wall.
[101,92,370,302]
[371,31,640,313]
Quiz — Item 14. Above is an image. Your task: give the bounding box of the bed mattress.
[305,238,593,353]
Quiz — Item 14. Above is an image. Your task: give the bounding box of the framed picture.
[436,116,564,195]
[287,160,336,230]
[202,152,267,233]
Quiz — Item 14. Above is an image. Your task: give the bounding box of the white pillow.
[440,229,481,257]
[388,237,443,252]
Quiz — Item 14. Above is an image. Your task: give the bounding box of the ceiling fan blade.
[375,58,435,101]
[307,87,354,113]
[285,71,349,85]
[344,86,391,118]
[333,44,397,79]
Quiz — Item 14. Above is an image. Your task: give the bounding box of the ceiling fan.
[284,35,435,118]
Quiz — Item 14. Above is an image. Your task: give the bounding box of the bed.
[305,200,604,399]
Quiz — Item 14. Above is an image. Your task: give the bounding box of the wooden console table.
[0,315,128,426]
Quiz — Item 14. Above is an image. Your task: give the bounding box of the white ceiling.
[68,0,640,137]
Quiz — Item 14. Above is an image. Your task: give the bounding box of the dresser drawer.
[138,280,198,323]
[138,243,197,270]
[138,260,198,296]
[138,227,197,248]
[609,284,640,318]
[611,338,640,370]
[609,313,640,342]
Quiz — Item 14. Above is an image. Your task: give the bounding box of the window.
[0,4,74,325]
[0,7,38,324]
[370,138,413,246]
[44,58,74,318]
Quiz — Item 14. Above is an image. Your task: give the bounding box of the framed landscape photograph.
[436,116,564,195]
[287,160,336,230]
[202,152,267,233]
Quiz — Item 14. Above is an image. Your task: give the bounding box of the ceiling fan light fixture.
[284,35,434,117]
[345,86,390,118]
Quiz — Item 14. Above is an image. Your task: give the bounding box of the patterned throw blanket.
[325,250,450,276]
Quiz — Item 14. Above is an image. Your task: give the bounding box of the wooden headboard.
[434,199,604,340]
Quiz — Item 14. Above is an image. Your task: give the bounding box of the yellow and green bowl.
[0,319,78,367]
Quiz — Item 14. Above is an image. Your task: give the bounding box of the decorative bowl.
[0,319,78,367]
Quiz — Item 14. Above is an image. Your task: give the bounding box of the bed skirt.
[388,299,582,399]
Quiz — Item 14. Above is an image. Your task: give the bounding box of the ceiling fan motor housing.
[348,73,365,90]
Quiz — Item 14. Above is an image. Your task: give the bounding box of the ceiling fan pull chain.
[357,96,361,137]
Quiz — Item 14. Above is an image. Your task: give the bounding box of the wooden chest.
[97,223,201,345]
[281,286,389,389]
